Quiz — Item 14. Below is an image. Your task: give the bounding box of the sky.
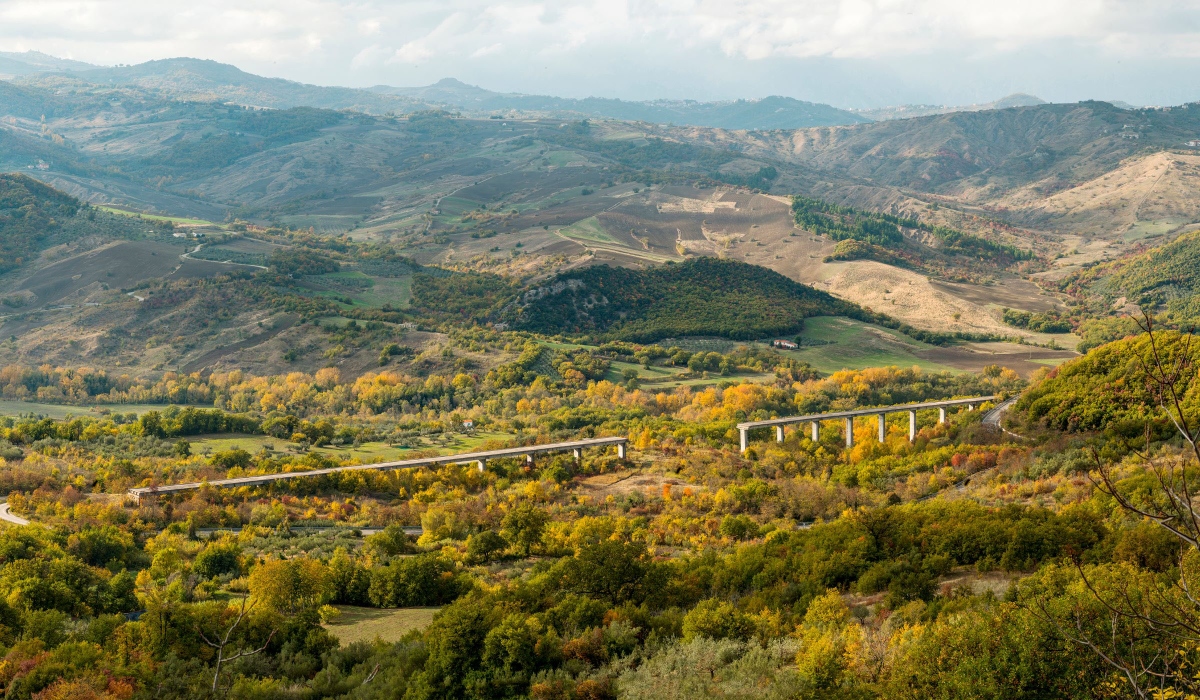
[1,0,1200,109]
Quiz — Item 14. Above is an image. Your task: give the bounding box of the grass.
[0,400,168,419]
[1122,220,1180,243]
[558,217,621,245]
[545,150,582,167]
[97,206,218,227]
[187,431,518,463]
[355,276,414,308]
[777,317,957,374]
[323,606,440,646]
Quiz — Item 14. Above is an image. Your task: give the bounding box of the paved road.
[982,396,1026,439]
[982,397,1016,427]
[0,502,30,526]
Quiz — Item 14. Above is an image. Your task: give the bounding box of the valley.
[0,44,1198,700]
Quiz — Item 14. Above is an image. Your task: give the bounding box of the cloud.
[0,0,1197,104]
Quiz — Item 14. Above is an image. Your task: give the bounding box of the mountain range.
[2,50,1077,131]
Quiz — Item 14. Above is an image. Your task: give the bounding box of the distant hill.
[15,55,869,129]
[0,51,96,77]
[506,257,855,342]
[0,174,156,273]
[854,93,1048,121]
[42,58,435,113]
[376,79,872,129]
[1075,229,1200,322]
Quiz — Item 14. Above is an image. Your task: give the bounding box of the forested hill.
[0,174,166,272]
[507,257,855,342]
[0,173,80,272]
[1074,229,1200,323]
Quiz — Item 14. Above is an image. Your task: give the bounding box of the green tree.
[500,504,549,557]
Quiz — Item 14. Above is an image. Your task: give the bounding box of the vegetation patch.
[509,257,853,342]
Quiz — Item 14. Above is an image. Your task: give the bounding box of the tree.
[1053,314,1200,696]
[501,504,549,557]
[466,530,507,564]
[193,541,242,580]
[196,595,276,694]
[682,599,752,641]
[559,539,656,603]
[248,558,330,615]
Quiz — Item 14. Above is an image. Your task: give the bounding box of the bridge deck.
[736,396,996,431]
[129,436,627,498]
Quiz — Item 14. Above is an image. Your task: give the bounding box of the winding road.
[982,396,1026,439]
[0,502,29,526]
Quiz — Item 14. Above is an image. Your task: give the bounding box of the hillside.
[1069,228,1200,321]
[1014,330,1198,432]
[33,58,435,113]
[378,79,871,129]
[854,93,1048,121]
[506,257,854,342]
[21,57,869,129]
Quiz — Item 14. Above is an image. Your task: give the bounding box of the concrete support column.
[573,448,582,462]
[844,417,854,448]
[811,421,820,442]
[967,403,974,412]
[877,413,886,442]
[617,443,627,459]
[526,454,534,466]
[939,407,946,424]
[776,425,785,443]
[476,459,486,473]
[908,411,917,442]
[739,428,748,452]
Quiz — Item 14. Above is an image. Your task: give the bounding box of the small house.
[772,339,798,350]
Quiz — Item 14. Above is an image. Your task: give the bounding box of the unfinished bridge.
[128,436,627,502]
[736,396,996,452]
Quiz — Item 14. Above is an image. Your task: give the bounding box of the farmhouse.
[771,339,798,349]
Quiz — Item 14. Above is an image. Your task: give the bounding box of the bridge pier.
[732,395,994,453]
[526,454,534,466]
[573,448,582,462]
[477,459,486,473]
[617,443,626,459]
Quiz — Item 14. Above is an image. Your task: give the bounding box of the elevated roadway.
[129,436,627,502]
[736,396,996,451]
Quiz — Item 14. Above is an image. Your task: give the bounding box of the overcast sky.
[2,0,1199,108]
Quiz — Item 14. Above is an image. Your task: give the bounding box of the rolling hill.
[18,56,869,130]
[506,257,856,342]
[376,78,872,129]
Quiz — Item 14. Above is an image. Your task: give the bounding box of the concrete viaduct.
[736,396,996,452]
[128,436,627,502]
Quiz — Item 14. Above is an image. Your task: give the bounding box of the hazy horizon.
[1,1,1198,109]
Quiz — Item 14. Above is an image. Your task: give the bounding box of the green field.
[0,400,168,419]
[558,216,621,245]
[778,317,955,374]
[188,430,518,462]
[97,206,219,227]
[323,606,440,646]
[355,276,414,308]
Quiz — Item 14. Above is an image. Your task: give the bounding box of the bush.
[466,531,507,564]
[682,599,753,641]
[193,541,242,580]
[718,515,758,541]
[367,554,459,607]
